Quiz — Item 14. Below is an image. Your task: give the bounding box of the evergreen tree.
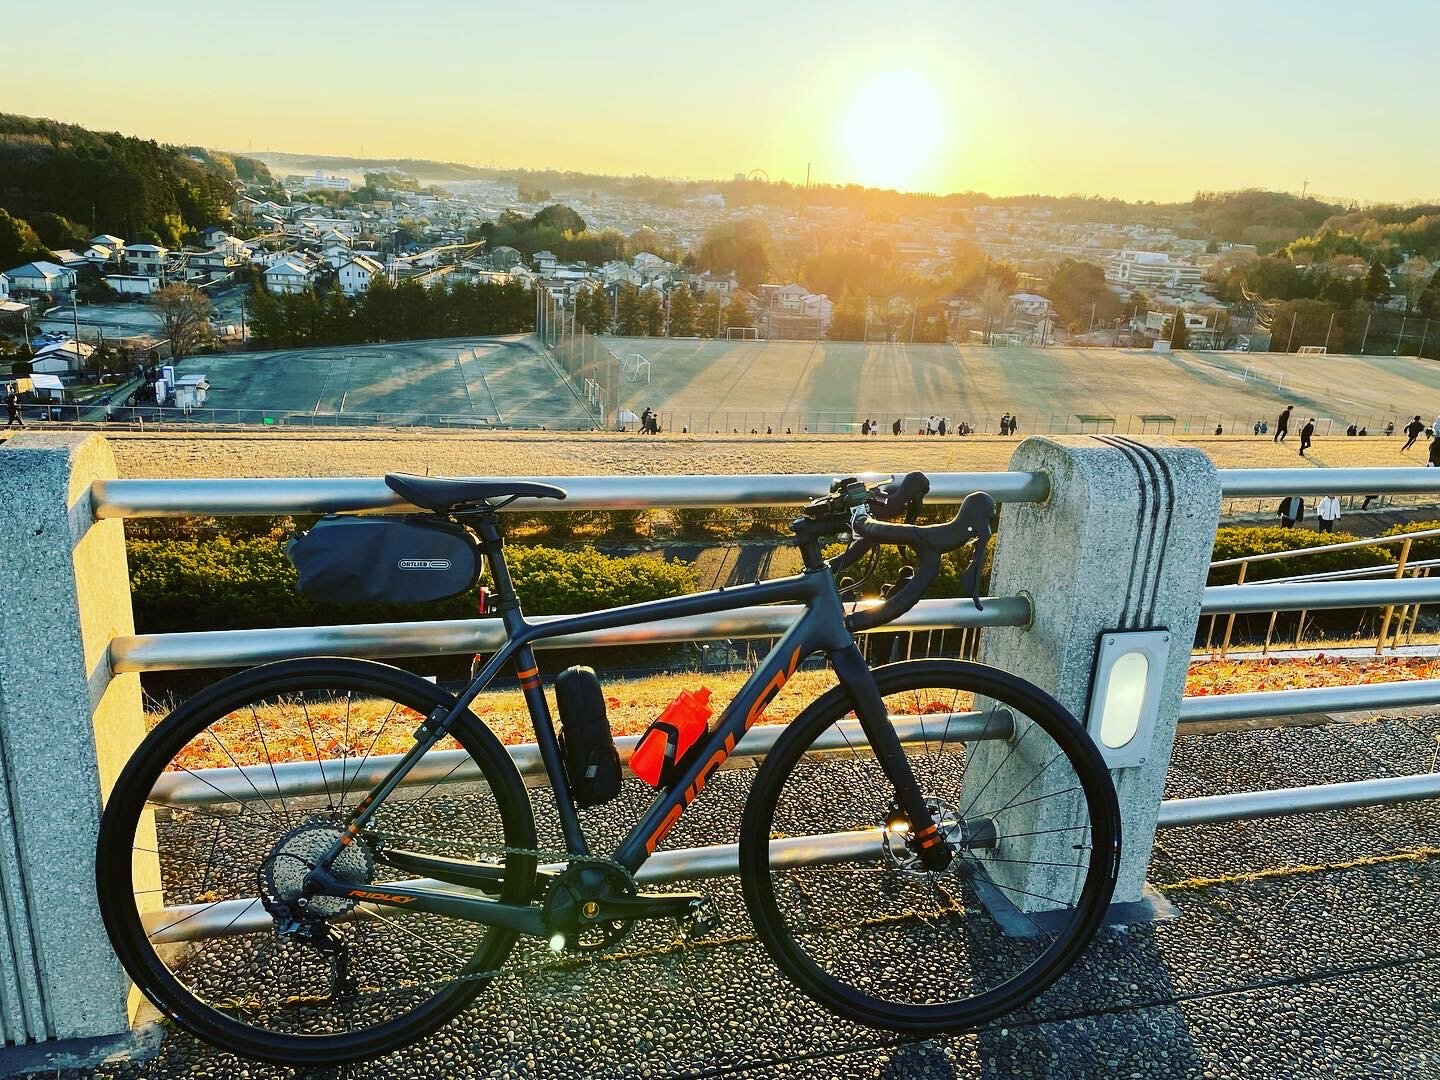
[722,294,752,334]
[639,289,664,336]
[614,285,644,336]
[1363,259,1392,305]
[667,285,697,336]
[1168,309,1190,349]
[696,292,722,338]
[578,284,611,334]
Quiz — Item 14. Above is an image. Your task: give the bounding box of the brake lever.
[958,519,991,610]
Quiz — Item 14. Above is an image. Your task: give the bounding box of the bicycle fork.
[830,645,955,871]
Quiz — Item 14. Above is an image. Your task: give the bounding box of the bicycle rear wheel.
[739,659,1119,1033]
[96,658,538,1067]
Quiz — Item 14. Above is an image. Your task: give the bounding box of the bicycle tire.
[96,657,539,1067]
[738,658,1120,1033]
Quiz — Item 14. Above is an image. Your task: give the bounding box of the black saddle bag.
[288,514,481,604]
[555,666,622,808]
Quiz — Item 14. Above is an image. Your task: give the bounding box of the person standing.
[4,391,22,430]
[1429,434,1440,468]
[1317,494,1341,533]
[1215,422,1224,435]
[1274,405,1293,443]
[892,417,903,436]
[1402,415,1425,452]
[1276,495,1305,528]
[1298,417,1316,456]
[1253,420,1262,435]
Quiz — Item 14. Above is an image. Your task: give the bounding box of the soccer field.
[175,336,590,426]
[601,338,1440,435]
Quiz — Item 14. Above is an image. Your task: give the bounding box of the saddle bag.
[555,666,622,808]
[288,514,481,604]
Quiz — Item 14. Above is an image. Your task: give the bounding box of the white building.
[4,261,77,294]
[0,272,8,300]
[1104,250,1203,290]
[263,256,316,294]
[1008,292,1053,318]
[336,254,383,296]
[124,243,169,279]
[30,339,95,375]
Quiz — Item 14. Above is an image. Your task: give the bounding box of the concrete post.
[965,435,1220,915]
[0,433,154,1070]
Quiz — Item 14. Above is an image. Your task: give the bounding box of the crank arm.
[586,889,703,924]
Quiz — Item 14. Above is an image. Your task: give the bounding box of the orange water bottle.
[631,688,713,787]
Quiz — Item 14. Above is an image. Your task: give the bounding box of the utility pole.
[1361,311,1373,354]
[1285,310,1297,353]
[1323,311,1335,352]
[1420,319,1431,359]
[1396,315,1407,356]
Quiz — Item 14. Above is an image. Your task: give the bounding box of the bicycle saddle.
[385,473,568,510]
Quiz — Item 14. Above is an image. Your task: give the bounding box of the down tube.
[614,591,850,872]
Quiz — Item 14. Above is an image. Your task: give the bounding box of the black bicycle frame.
[308,514,938,935]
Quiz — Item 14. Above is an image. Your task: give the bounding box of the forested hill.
[0,113,275,249]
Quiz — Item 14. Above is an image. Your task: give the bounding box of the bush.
[128,534,699,635]
[1378,521,1440,562]
[823,537,994,600]
[1208,525,1394,584]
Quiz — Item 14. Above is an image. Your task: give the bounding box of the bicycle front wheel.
[97,658,538,1067]
[739,659,1119,1033]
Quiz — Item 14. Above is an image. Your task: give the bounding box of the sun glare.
[839,71,948,191]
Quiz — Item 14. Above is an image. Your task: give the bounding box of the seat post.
[472,513,522,620]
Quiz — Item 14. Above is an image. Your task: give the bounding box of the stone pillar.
[0,433,152,1068]
[965,435,1220,913]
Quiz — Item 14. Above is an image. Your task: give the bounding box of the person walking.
[1298,417,1316,456]
[1276,495,1305,528]
[4,391,22,430]
[1274,405,1293,443]
[1317,494,1342,533]
[1253,420,1262,435]
[892,417,903,436]
[1402,414,1425,452]
[999,413,1010,435]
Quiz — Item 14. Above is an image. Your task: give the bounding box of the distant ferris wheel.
[746,168,769,182]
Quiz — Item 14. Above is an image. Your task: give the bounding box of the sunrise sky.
[4,0,1438,203]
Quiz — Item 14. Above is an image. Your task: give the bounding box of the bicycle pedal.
[680,896,723,941]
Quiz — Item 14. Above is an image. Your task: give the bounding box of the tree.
[639,289,664,336]
[577,285,611,335]
[695,291,722,338]
[1418,270,1440,319]
[1363,259,1392,306]
[1046,259,1118,325]
[828,292,867,340]
[155,284,214,358]
[1394,257,1433,313]
[0,209,52,268]
[1168,310,1190,349]
[722,294,752,334]
[978,281,1010,344]
[696,219,772,289]
[667,285,696,337]
[614,285,644,336]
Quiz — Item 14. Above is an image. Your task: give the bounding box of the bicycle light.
[1086,630,1170,769]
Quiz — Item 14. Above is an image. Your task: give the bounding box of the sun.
[839,71,948,191]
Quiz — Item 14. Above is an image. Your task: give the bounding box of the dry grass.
[4,428,1433,481]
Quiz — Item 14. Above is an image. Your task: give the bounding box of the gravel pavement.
[51,712,1440,1079]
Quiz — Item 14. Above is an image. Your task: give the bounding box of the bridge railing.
[5,435,1440,1065]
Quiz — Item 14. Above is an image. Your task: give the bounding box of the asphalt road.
[50,710,1440,1079]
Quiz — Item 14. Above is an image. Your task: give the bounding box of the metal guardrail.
[111,596,1028,673]
[93,463,1440,950]
[90,471,1052,519]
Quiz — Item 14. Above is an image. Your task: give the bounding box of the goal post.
[620,353,652,383]
[725,326,760,341]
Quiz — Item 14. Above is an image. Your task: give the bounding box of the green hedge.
[1379,521,1440,562]
[128,535,697,635]
[1207,526,1395,585]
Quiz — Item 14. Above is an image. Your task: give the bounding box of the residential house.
[336,254,384,296]
[632,252,671,281]
[691,270,739,297]
[4,261,78,295]
[1008,293,1053,318]
[186,250,241,283]
[0,272,7,300]
[91,233,125,253]
[263,256,316,294]
[507,265,538,289]
[601,260,642,288]
[489,246,522,271]
[199,225,230,248]
[532,250,559,272]
[30,339,95,375]
[124,243,169,280]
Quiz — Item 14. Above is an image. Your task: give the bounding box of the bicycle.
[97,470,1121,1066]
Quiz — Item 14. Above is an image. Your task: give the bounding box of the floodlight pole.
[1323,311,1334,352]
[1361,311,1372,354]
